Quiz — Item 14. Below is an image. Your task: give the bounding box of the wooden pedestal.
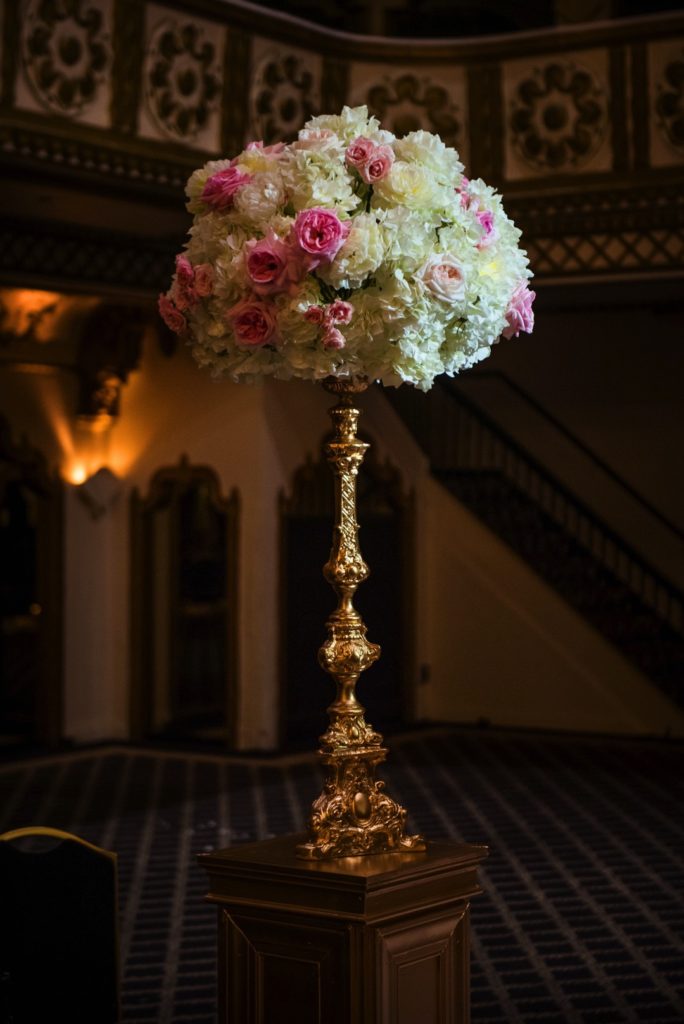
[199,834,488,1024]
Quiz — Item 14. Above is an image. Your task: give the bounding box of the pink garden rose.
[346,138,395,184]
[202,167,252,211]
[245,232,300,295]
[358,144,394,184]
[194,263,214,297]
[227,298,278,347]
[172,253,197,310]
[503,283,535,339]
[327,299,353,324]
[293,129,339,152]
[476,210,499,249]
[292,208,351,268]
[245,140,286,156]
[304,305,326,324]
[323,326,345,350]
[419,254,466,303]
[345,136,376,169]
[158,294,186,334]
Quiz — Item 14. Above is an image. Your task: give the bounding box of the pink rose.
[345,136,376,170]
[194,263,214,297]
[158,293,186,334]
[503,284,535,339]
[175,253,194,285]
[202,167,252,211]
[419,255,466,303]
[323,326,345,350]
[245,140,286,156]
[358,144,394,184]
[304,305,325,324]
[292,208,351,268]
[457,176,473,210]
[245,232,300,296]
[172,253,197,309]
[293,129,339,152]
[476,210,499,249]
[227,298,278,347]
[327,299,353,325]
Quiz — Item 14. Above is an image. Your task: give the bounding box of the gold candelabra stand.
[296,379,426,860]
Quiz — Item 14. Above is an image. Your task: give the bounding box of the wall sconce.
[74,466,122,520]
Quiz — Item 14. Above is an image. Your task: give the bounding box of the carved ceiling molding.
[0,219,178,293]
[0,122,194,193]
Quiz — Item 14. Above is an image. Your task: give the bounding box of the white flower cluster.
[160,106,534,391]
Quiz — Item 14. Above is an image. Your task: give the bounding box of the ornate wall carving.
[503,50,610,179]
[650,40,684,168]
[138,4,225,150]
[249,41,322,144]
[15,0,113,127]
[349,63,465,158]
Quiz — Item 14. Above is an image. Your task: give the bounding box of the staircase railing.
[386,380,684,637]
[465,371,684,545]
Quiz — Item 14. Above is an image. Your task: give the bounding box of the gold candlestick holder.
[296,379,426,860]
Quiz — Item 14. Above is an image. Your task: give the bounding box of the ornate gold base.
[296,379,425,860]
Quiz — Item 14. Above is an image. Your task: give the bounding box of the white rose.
[418,254,466,303]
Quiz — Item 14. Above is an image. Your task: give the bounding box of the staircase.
[386,379,684,706]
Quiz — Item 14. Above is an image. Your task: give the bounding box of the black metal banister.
[466,370,684,544]
[386,380,684,638]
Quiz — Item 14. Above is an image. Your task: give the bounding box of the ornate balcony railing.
[0,1,683,292]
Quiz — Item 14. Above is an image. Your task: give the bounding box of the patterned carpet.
[1,729,683,1023]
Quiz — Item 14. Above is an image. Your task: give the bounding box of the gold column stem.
[296,379,426,860]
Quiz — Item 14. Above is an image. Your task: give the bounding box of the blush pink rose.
[292,208,351,268]
[323,326,345,350]
[227,298,278,347]
[194,263,214,297]
[158,294,186,334]
[245,140,286,156]
[476,210,499,249]
[327,299,353,325]
[358,144,394,184]
[503,284,535,339]
[419,255,466,303]
[293,129,339,152]
[304,305,325,324]
[172,253,197,309]
[245,232,300,295]
[345,136,376,170]
[457,176,474,210]
[202,167,252,211]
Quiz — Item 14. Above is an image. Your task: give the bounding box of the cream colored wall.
[422,475,684,737]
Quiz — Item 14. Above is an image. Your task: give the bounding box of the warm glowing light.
[0,289,61,341]
[68,464,88,485]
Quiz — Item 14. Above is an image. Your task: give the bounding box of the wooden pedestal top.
[199,834,488,922]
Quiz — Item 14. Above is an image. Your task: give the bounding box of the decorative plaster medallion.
[143,16,222,143]
[509,59,607,171]
[364,73,461,149]
[250,48,320,144]
[654,47,684,153]
[20,0,111,118]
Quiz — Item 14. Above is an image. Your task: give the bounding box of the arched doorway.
[130,457,239,746]
[279,437,416,748]
[0,417,63,750]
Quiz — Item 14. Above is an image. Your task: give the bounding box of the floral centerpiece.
[159,105,534,391]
